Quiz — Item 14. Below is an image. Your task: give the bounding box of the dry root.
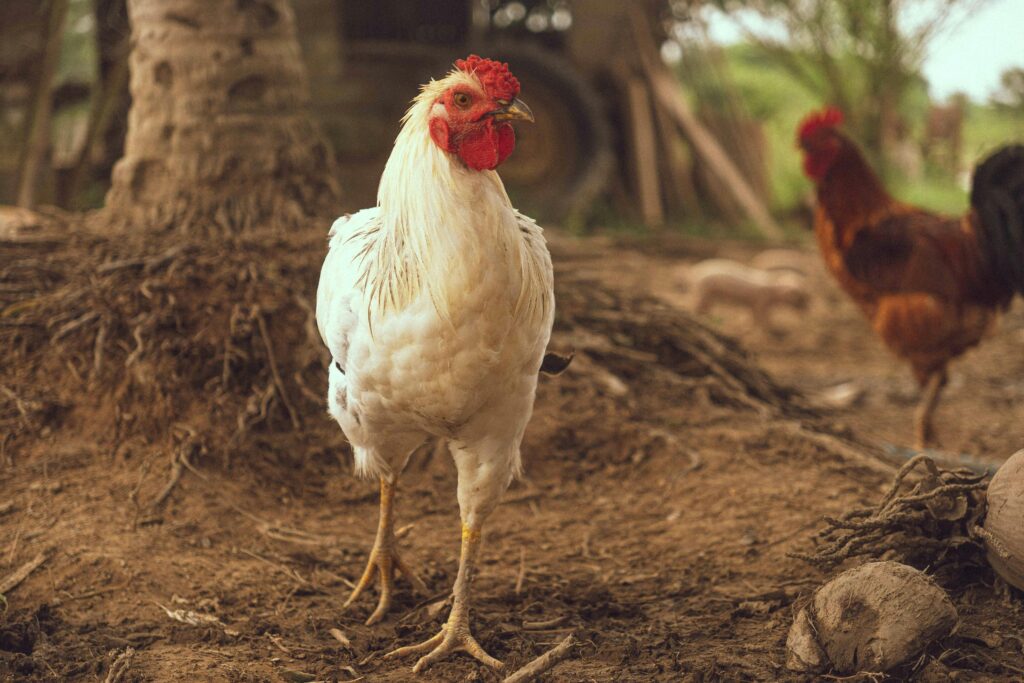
[3,223,838,505]
[793,455,989,571]
[1,229,330,465]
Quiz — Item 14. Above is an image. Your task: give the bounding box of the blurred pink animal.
[688,258,808,331]
[749,248,809,277]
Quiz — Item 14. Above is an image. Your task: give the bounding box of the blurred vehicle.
[298,0,612,221]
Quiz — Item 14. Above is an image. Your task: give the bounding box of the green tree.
[707,0,984,175]
[993,67,1024,112]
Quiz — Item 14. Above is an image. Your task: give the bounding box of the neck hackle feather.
[358,64,545,326]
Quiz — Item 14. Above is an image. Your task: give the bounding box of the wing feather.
[842,212,963,301]
[316,209,382,368]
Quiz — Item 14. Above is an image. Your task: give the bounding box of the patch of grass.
[717,44,819,212]
[890,173,968,215]
[963,104,1024,161]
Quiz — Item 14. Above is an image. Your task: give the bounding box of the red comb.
[455,55,520,101]
[798,107,844,140]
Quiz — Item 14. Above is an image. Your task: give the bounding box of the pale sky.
[703,0,1024,103]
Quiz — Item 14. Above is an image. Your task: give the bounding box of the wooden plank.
[652,98,702,219]
[629,7,783,240]
[624,76,664,227]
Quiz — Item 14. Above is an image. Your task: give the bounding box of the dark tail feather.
[971,144,1024,296]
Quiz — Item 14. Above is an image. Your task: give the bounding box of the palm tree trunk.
[104,0,339,233]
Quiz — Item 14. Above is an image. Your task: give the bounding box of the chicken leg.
[342,477,427,625]
[914,369,947,450]
[384,523,502,673]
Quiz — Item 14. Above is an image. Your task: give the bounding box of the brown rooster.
[797,107,1024,448]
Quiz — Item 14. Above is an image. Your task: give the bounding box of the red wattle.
[457,126,499,170]
[495,123,515,166]
[803,148,838,181]
[429,117,517,171]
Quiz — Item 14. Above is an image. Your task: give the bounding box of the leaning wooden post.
[629,7,784,240]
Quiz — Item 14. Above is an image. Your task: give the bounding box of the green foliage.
[58,0,99,85]
[890,173,967,214]
[963,102,1024,162]
[712,43,817,211]
[699,43,1023,216]
[704,0,985,174]
[990,67,1024,113]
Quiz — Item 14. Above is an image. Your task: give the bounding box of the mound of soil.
[2,220,1023,681]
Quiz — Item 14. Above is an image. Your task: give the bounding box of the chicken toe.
[342,478,428,625]
[384,523,502,673]
[385,622,503,673]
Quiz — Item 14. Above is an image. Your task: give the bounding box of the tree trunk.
[16,0,69,210]
[104,0,340,233]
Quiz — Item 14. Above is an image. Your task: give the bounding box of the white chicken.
[316,56,554,672]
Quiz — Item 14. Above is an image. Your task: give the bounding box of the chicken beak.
[492,98,534,123]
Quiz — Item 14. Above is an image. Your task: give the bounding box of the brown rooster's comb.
[798,107,844,141]
[455,55,520,101]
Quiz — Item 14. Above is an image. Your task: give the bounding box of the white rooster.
[316,56,555,672]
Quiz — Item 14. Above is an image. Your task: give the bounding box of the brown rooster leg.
[384,524,502,673]
[342,478,428,626]
[914,370,947,449]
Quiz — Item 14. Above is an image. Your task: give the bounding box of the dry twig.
[503,633,577,683]
[154,600,238,636]
[328,627,352,648]
[240,549,310,586]
[92,317,108,376]
[523,616,569,630]
[52,310,98,341]
[103,647,135,683]
[254,306,301,429]
[0,552,47,595]
[515,548,526,595]
[62,576,133,602]
[150,451,184,509]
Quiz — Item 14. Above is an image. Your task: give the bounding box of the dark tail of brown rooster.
[971,144,1024,296]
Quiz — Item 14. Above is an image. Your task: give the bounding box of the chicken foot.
[384,523,503,673]
[914,369,947,450]
[342,477,427,625]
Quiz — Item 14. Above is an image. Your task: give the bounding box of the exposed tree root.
[792,454,990,571]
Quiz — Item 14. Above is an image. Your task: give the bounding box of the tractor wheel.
[485,42,613,223]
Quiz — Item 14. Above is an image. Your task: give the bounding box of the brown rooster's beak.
[491,98,534,123]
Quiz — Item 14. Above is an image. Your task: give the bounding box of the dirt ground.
[608,232,1024,469]
[2,219,1024,682]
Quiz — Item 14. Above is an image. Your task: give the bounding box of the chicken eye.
[453,92,472,109]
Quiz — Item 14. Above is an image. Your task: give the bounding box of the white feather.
[316,68,554,486]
